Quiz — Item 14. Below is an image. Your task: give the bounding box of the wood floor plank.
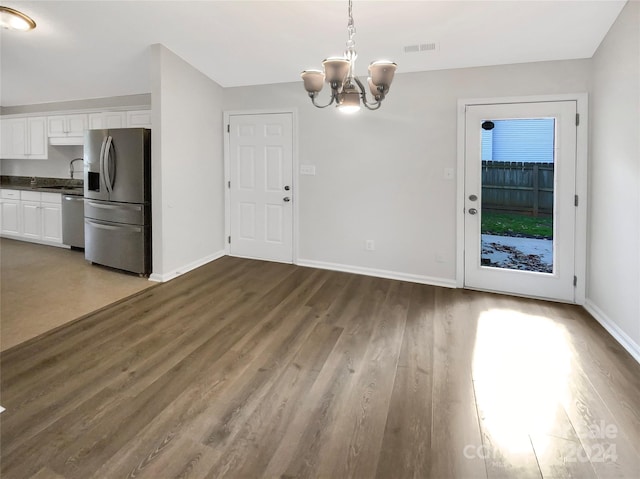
[561,354,640,478]
[262,277,393,478]
[551,304,640,458]
[87,268,332,479]
[1,259,639,479]
[314,280,414,479]
[202,321,344,479]
[474,378,543,479]
[430,288,487,479]
[375,284,436,479]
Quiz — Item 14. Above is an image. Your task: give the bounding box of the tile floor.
[0,238,154,351]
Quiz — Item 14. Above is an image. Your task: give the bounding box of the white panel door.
[229,113,293,263]
[464,101,577,301]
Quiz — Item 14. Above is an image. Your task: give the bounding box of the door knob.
[468,208,478,215]
[284,185,291,191]
[283,197,291,202]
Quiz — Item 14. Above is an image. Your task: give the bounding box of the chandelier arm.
[362,100,382,111]
[352,76,382,110]
[310,92,337,109]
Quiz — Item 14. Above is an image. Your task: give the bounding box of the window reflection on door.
[480,118,555,274]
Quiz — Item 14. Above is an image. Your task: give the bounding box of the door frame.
[456,93,588,304]
[223,109,299,264]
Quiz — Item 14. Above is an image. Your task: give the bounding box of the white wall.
[223,59,589,284]
[587,1,640,360]
[150,44,225,281]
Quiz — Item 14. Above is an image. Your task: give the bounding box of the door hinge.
[573,275,577,287]
[574,194,579,207]
[227,124,230,133]
[228,180,231,188]
[228,236,231,244]
[575,113,580,126]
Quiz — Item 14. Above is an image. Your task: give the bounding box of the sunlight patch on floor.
[472,308,572,454]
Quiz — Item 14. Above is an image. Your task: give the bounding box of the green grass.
[481,211,553,239]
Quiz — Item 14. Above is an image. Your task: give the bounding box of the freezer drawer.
[84,218,150,274]
[84,199,147,225]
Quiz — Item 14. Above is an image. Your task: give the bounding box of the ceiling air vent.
[404,43,438,54]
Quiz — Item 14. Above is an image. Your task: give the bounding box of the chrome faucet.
[69,158,83,179]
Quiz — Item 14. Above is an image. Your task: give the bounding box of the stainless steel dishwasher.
[62,194,85,248]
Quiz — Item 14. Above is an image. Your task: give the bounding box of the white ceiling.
[0,0,626,107]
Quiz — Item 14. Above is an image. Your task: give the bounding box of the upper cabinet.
[0,117,48,160]
[1,108,151,158]
[126,110,152,129]
[48,114,88,138]
[88,111,126,130]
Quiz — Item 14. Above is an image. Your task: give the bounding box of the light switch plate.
[300,165,316,176]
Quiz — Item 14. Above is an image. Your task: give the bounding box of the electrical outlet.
[365,240,375,251]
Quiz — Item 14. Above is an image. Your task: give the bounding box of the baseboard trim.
[1,234,70,249]
[149,250,226,283]
[584,299,640,365]
[296,258,457,289]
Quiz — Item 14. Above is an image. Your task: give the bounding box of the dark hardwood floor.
[1,257,639,478]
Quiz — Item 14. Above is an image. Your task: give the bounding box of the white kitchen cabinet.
[21,200,42,239]
[0,189,64,246]
[89,111,126,130]
[0,117,48,160]
[42,200,63,243]
[127,110,152,128]
[1,190,21,236]
[48,114,88,138]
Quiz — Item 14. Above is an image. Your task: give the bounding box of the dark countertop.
[1,176,84,197]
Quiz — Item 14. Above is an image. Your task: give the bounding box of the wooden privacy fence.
[481,161,554,216]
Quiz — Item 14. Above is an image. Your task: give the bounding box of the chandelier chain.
[346,0,356,48]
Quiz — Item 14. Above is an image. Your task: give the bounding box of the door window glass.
[480,118,555,273]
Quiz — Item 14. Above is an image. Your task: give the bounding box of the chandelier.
[0,6,36,31]
[301,0,397,113]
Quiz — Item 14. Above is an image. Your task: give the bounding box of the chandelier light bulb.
[338,88,361,114]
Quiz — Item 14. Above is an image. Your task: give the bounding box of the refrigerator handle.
[99,136,108,190]
[104,135,114,194]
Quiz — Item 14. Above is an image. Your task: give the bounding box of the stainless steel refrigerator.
[84,128,151,275]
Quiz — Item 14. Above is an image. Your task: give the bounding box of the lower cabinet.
[42,201,63,243]
[1,197,20,236]
[21,200,42,240]
[0,189,64,246]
